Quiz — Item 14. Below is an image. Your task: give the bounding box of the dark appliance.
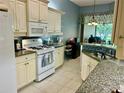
[14,39,22,51]
[65,38,80,59]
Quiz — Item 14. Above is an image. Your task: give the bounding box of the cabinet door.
[40,2,48,22]
[9,0,17,32]
[59,46,64,65]
[55,47,64,68]
[55,48,60,68]
[16,1,27,32]
[54,12,61,32]
[81,53,90,81]
[112,0,124,59]
[48,10,55,32]
[26,59,36,83]
[16,62,27,89]
[112,0,119,45]
[28,0,39,22]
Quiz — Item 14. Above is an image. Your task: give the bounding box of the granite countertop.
[47,43,65,48]
[83,43,116,49]
[82,43,116,58]
[82,51,101,62]
[54,44,65,48]
[76,61,124,93]
[15,50,36,57]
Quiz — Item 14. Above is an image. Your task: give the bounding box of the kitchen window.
[95,23,113,44]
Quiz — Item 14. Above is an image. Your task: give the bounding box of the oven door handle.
[42,55,46,67]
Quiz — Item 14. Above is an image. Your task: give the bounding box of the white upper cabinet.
[54,13,61,32]
[9,0,27,36]
[48,9,62,33]
[16,1,27,32]
[112,0,124,59]
[40,1,48,22]
[9,0,16,32]
[27,0,48,22]
[28,0,39,22]
[48,10,56,32]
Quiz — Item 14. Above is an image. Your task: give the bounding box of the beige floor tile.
[32,79,52,89]
[65,79,82,91]
[18,57,82,93]
[58,87,76,93]
[18,85,40,93]
[43,82,62,93]
[53,76,71,86]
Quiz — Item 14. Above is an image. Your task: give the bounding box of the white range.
[22,38,55,81]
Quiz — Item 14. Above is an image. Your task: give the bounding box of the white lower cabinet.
[16,62,27,89]
[16,53,36,89]
[81,53,98,81]
[55,46,64,69]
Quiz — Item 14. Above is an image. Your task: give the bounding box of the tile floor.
[18,57,82,93]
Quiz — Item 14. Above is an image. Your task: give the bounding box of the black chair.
[65,38,80,59]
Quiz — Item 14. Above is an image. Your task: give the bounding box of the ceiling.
[70,0,115,7]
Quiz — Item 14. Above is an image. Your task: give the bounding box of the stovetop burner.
[28,45,52,50]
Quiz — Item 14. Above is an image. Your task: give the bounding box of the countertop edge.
[82,51,101,62]
[15,50,36,57]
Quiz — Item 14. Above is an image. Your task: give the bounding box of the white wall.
[84,24,95,40]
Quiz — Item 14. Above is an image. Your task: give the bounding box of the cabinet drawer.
[16,53,36,64]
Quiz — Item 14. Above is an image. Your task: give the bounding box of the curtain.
[80,14,113,24]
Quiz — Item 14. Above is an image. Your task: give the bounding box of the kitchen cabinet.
[16,62,27,89]
[27,0,48,22]
[9,0,27,36]
[55,46,64,69]
[16,53,36,89]
[48,10,56,32]
[26,59,36,83]
[112,0,124,59]
[54,13,61,32]
[16,1,27,33]
[40,1,48,22]
[48,8,62,33]
[81,53,98,81]
[9,0,16,32]
[27,0,39,22]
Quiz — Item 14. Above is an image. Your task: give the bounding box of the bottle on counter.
[16,41,21,50]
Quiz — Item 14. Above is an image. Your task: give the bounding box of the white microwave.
[28,22,48,36]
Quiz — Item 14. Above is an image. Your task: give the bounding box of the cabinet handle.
[24,63,29,65]
[119,35,124,39]
[15,29,19,32]
[39,20,41,22]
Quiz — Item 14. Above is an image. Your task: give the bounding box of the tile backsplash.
[14,35,64,46]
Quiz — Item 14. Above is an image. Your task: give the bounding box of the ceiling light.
[88,0,98,26]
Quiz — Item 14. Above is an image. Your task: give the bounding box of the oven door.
[37,52,55,75]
